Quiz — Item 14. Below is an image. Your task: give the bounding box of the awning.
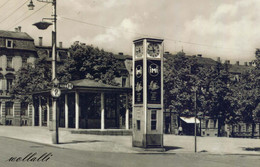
[180,117,200,124]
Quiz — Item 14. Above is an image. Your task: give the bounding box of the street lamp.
[28,0,59,144]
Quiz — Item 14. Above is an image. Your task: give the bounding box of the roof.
[33,79,131,95]
[164,53,217,66]
[229,64,254,74]
[71,79,120,88]
[180,117,200,124]
[70,79,131,92]
[0,30,34,40]
[113,54,132,60]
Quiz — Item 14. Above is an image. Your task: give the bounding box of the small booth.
[31,79,131,132]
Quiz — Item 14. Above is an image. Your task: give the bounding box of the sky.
[0,0,259,63]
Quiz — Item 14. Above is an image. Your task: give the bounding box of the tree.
[11,42,122,103]
[164,52,238,136]
[164,52,200,117]
[10,52,52,103]
[66,42,121,85]
[232,49,260,137]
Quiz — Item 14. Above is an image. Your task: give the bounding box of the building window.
[6,102,14,116]
[122,77,126,87]
[21,120,27,126]
[21,102,28,116]
[6,120,12,125]
[214,120,217,128]
[7,57,13,69]
[246,124,250,132]
[6,40,13,48]
[238,125,241,132]
[151,110,157,130]
[137,120,140,130]
[206,120,209,129]
[0,74,3,92]
[6,79,13,92]
[22,57,27,67]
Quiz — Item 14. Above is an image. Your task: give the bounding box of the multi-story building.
[0,27,37,126]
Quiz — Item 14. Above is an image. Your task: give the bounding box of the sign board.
[51,87,61,98]
[147,60,161,104]
[134,60,143,104]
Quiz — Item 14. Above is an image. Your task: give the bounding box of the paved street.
[0,137,260,167]
[0,126,260,155]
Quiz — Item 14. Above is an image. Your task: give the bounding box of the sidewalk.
[0,126,260,155]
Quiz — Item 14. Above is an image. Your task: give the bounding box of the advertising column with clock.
[132,38,164,148]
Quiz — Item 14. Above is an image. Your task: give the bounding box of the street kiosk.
[132,38,164,148]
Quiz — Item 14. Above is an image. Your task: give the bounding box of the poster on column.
[134,60,143,104]
[147,60,161,104]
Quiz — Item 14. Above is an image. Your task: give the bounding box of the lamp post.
[191,86,197,153]
[28,0,59,144]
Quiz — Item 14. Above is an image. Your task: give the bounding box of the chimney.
[236,61,239,65]
[225,60,230,64]
[39,37,43,46]
[15,28,18,32]
[217,57,221,62]
[59,42,62,48]
[18,26,21,32]
[197,54,202,57]
[119,52,124,55]
[244,62,248,66]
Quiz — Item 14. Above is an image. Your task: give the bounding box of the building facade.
[0,27,37,126]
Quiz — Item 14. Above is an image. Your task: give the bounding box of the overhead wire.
[6,3,49,30]
[0,0,9,10]
[60,16,253,54]
[0,0,29,24]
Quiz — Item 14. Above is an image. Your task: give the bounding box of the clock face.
[147,43,160,58]
[135,43,143,58]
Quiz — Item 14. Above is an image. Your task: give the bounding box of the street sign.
[51,87,61,98]
[66,82,73,90]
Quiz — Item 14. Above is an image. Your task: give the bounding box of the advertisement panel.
[147,60,161,104]
[134,60,143,104]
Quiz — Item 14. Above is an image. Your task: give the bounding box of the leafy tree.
[10,52,52,103]
[67,42,121,85]
[232,49,260,137]
[11,42,122,103]
[164,52,200,117]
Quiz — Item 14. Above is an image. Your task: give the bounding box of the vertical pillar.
[31,104,35,126]
[75,92,79,129]
[65,94,69,128]
[39,97,42,127]
[47,98,50,128]
[116,94,120,128]
[13,101,21,126]
[125,94,129,130]
[52,98,59,144]
[101,93,105,130]
[1,102,6,125]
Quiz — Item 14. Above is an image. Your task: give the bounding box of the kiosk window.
[137,120,140,130]
[151,110,157,130]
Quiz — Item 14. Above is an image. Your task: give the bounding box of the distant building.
[0,27,37,126]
